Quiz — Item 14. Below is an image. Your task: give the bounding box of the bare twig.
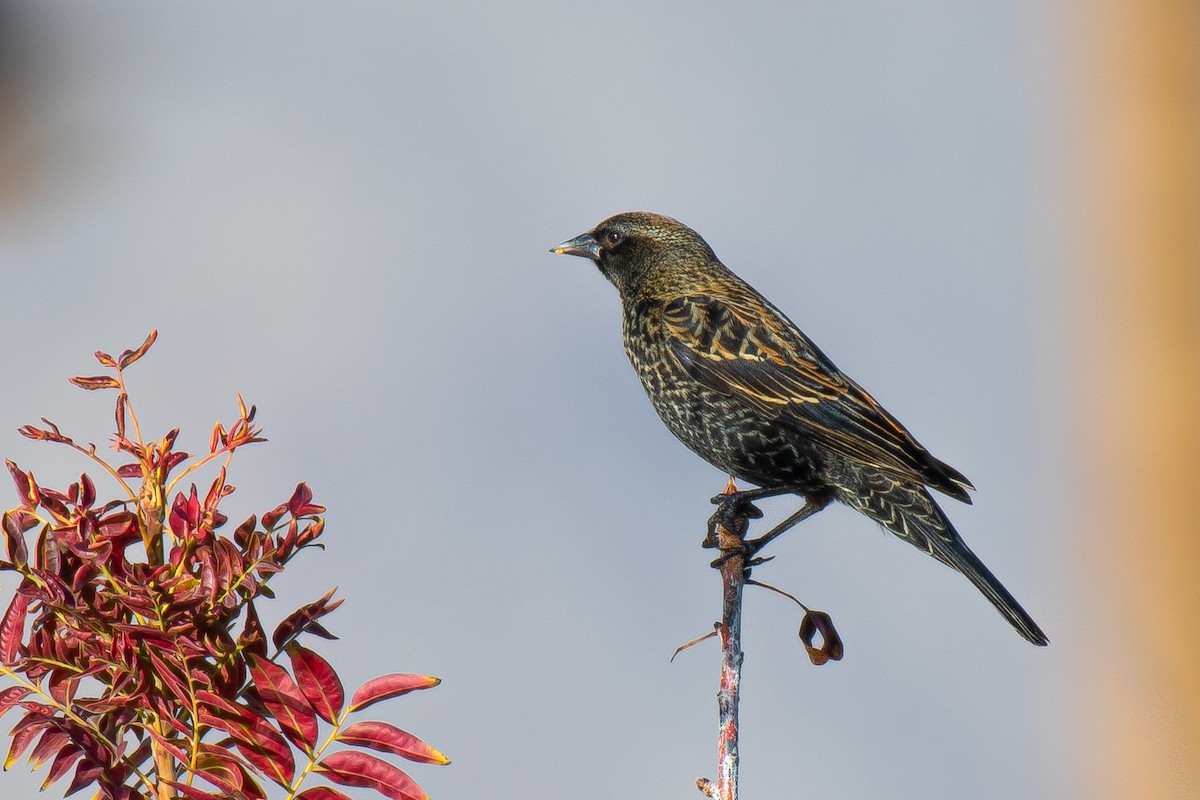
[671,628,719,663]
[697,479,752,800]
[694,482,846,796]
[746,578,810,612]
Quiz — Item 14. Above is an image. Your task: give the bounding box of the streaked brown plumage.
[553,211,1047,646]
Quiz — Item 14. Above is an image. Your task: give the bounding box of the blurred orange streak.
[1071,1,1200,797]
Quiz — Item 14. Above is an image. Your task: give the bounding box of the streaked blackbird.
[552,211,1047,646]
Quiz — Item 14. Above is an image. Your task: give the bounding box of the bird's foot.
[742,534,774,559]
[708,548,776,570]
[702,490,764,549]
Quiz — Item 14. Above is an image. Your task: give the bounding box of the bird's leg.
[743,493,833,557]
[706,490,834,568]
[703,485,794,549]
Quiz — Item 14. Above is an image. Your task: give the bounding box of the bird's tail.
[839,472,1049,646]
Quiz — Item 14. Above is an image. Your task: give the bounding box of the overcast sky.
[0,3,1086,798]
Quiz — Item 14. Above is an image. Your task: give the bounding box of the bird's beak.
[550,232,602,261]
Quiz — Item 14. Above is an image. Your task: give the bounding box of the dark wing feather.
[660,293,974,502]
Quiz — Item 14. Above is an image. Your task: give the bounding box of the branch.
[697,480,752,800]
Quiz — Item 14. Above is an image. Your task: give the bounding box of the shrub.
[0,332,447,800]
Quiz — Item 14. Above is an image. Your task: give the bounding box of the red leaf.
[170,485,202,538]
[47,668,79,707]
[143,727,189,765]
[4,712,48,768]
[272,588,343,649]
[164,782,225,800]
[17,701,58,718]
[272,587,343,652]
[236,767,269,800]
[4,460,34,508]
[286,482,326,517]
[198,700,295,788]
[1,588,30,664]
[2,510,30,567]
[17,424,70,444]
[29,727,69,768]
[289,646,344,723]
[34,526,59,574]
[349,674,441,713]
[65,758,102,796]
[147,650,193,708]
[117,463,143,478]
[248,653,318,751]
[234,717,296,787]
[296,787,355,800]
[96,510,138,542]
[209,422,226,453]
[318,750,429,800]
[118,329,158,369]
[94,350,117,368]
[203,468,232,514]
[239,602,268,661]
[262,503,288,531]
[0,686,32,721]
[36,489,70,523]
[297,518,326,547]
[195,690,254,730]
[41,743,83,790]
[79,473,96,509]
[115,391,128,440]
[196,694,295,788]
[338,721,450,765]
[192,743,247,795]
[68,375,121,391]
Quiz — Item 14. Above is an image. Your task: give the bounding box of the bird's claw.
[708,548,776,570]
[709,492,766,516]
[702,491,764,549]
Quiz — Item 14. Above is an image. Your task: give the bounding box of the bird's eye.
[604,230,624,247]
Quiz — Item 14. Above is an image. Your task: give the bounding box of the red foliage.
[289,646,345,724]
[318,751,429,800]
[349,675,441,713]
[337,721,449,765]
[0,333,447,799]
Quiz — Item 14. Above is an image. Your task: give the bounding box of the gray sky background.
[0,3,1083,798]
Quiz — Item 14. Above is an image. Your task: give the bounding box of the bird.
[551,211,1048,646]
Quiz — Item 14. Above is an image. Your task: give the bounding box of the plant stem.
[151,725,178,800]
[714,523,745,800]
[286,707,351,799]
[700,480,752,800]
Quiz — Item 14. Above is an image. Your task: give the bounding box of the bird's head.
[551,211,718,298]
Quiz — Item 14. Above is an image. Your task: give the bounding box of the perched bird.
[552,212,1048,646]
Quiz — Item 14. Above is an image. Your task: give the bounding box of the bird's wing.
[658,293,973,501]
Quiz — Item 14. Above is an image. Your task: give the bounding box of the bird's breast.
[620,311,822,490]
